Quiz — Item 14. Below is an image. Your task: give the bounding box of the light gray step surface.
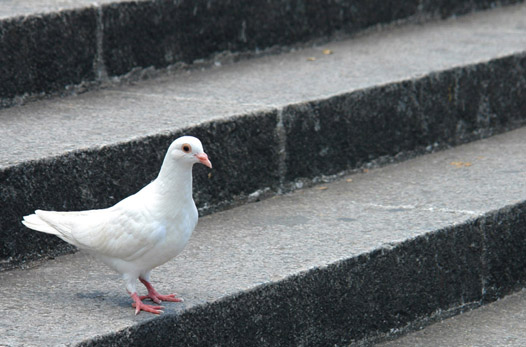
[1,0,523,106]
[2,2,526,269]
[3,2,526,168]
[1,126,526,346]
[378,289,526,347]
[0,0,115,18]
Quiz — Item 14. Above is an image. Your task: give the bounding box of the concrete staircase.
[1,1,526,345]
[378,288,526,346]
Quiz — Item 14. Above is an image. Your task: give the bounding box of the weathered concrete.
[0,0,524,105]
[0,8,97,101]
[1,126,526,346]
[378,289,526,347]
[0,0,115,18]
[1,3,526,268]
[3,2,526,169]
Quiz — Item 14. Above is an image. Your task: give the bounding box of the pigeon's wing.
[34,206,167,261]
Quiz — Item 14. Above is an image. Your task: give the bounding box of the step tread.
[0,0,113,18]
[378,289,526,346]
[2,3,526,168]
[1,126,525,346]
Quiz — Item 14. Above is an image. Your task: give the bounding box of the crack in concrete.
[351,201,481,216]
[94,4,108,82]
[276,108,288,194]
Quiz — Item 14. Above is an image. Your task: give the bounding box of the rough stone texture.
[189,112,281,209]
[0,0,116,18]
[482,206,526,302]
[1,128,526,346]
[3,2,526,168]
[0,110,279,267]
[71,0,526,77]
[0,0,524,105]
[0,8,97,103]
[1,3,526,268]
[283,55,526,181]
[378,289,526,347]
[100,0,419,76]
[80,226,484,347]
[2,2,526,169]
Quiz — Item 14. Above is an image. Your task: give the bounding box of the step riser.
[283,53,526,182]
[2,52,526,269]
[78,202,526,346]
[0,8,98,106]
[1,0,523,108]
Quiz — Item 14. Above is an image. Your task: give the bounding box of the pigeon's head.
[169,136,212,168]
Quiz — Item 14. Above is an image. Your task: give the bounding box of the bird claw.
[132,301,164,315]
[129,287,182,315]
[156,293,184,303]
[138,278,183,303]
[138,294,161,304]
[140,292,183,304]
[130,292,165,315]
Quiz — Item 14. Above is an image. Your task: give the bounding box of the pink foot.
[130,292,164,315]
[139,278,183,304]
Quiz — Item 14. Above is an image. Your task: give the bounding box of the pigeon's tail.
[22,210,87,247]
[22,213,61,235]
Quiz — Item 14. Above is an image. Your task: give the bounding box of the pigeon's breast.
[138,202,198,270]
[165,203,198,249]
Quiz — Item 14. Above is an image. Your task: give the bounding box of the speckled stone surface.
[2,2,526,168]
[1,3,526,268]
[282,54,526,181]
[378,289,526,347]
[0,0,524,105]
[0,0,117,18]
[0,7,97,101]
[1,127,526,346]
[0,111,281,268]
[99,0,510,76]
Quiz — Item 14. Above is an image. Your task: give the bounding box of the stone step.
[2,3,526,269]
[1,0,523,107]
[378,289,526,347]
[1,126,526,345]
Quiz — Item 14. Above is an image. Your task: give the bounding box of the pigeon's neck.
[155,161,194,201]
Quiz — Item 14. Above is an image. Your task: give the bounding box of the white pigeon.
[22,136,212,314]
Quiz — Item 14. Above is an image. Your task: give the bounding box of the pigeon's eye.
[182,144,191,153]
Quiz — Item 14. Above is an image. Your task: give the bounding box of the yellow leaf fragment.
[322,49,333,55]
[450,161,472,168]
[317,186,328,190]
[307,57,317,61]
[346,178,353,182]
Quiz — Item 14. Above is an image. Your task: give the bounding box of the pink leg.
[129,292,164,315]
[138,277,183,304]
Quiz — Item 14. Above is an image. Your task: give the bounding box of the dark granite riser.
[1,0,523,107]
[2,53,526,269]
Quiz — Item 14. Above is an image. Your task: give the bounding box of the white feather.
[22,136,210,298]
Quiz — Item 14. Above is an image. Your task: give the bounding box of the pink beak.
[195,153,212,168]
